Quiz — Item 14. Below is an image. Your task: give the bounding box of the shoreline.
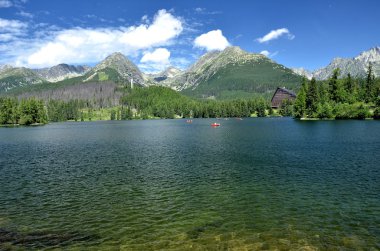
[1,116,378,127]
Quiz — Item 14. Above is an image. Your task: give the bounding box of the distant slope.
[144,66,182,83]
[18,81,122,108]
[0,67,46,93]
[34,64,90,82]
[163,46,302,99]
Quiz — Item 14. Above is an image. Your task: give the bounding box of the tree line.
[0,97,47,125]
[0,87,273,125]
[121,86,271,119]
[284,63,380,119]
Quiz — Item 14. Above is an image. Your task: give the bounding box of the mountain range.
[1,46,379,99]
[292,47,380,80]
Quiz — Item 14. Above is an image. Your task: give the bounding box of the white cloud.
[139,48,170,73]
[194,29,230,51]
[17,11,34,18]
[119,9,182,50]
[0,0,12,8]
[257,28,294,43]
[260,50,270,56]
[0,18,28,33]
[194,7,222,15]
[5,9,183,67]
[141,15,149,23]
[0,18,28,41]
[259,50,278,58]
[0,33,14,41]
[141,48,170,64]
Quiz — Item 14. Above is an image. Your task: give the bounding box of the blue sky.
[0,0,379,72]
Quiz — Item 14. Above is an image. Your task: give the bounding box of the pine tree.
[293,78,308,118]
[365,62,376,102]
[306,77,319,116]
[329,68,344,102]
[344,73,359,103]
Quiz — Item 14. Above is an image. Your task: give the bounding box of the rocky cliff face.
[291,67,313,80]
[34,64,90,82]
[145,66,182,83]
[303,47,380,80]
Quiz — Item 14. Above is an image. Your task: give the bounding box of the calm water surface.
[0,118,379,250]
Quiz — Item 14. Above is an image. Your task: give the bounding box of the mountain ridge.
[292,46,380,80]
[1,46,379,99]
[34,64,91,82]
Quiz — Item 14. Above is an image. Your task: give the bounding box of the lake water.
[0,118,379,250]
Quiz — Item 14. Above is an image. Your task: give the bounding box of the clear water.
[0,118,379,250]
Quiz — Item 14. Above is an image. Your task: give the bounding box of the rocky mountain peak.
[354,46,380,63]
[0,64,13,74]
[104,52,126,61]
[291,67,313,80]
[90,52,144,85]
[163,66,182,77]
[222,46,245,54]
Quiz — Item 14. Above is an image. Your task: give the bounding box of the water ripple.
[0,119,379,250]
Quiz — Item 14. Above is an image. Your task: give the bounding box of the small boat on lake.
[211,122,220,127]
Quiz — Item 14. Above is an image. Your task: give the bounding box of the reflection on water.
[0,118,379,250]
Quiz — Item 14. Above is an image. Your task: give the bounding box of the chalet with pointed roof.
[271,87,296,108]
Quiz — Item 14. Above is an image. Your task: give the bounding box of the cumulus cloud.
[194,29,230,51]
[139,48,171,73]
[257,28,294,43]
[0,0,12,8]
[141,48,170,64]
[8,9,183,67]
[119,9,182,50]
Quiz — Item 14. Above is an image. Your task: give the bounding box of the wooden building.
[271,87,296,108]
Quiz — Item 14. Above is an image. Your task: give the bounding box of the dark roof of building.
[271,87,296,102]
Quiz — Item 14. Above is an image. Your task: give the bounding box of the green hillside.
[2,67,130,96]
[0,67,46,93]
[178,47,302,99]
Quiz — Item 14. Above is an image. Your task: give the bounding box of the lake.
[0,118,379,250]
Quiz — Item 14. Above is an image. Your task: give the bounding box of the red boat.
[211,122,220,127]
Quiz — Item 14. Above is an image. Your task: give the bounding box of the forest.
[283,63,380,119]
[0,86,272,125]
[0,98,47,125]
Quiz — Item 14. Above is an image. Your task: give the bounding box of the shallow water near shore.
[0,118,379,250]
